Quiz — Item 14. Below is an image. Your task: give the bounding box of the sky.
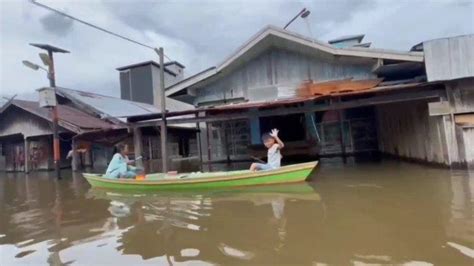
[0,0,473,101]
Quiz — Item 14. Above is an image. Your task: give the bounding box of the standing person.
[250,128,285,171]
[105,144,141,179]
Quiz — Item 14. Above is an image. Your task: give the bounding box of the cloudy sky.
[1,0,473,100]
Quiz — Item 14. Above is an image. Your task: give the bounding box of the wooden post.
[86,145,94,169]
[338,109,347,163]
[206,122,212,171]
[223,121,231,164]
[71,138,78,172]
[133,127,144,169]
[24,137,29,173]
[196,113,203,171]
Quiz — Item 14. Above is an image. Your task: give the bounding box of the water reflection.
[0,161,473,265]
[83,184,321,263]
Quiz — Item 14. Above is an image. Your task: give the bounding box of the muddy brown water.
[1,159,473,265]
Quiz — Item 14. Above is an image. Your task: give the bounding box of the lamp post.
[25,43,69,179]
[283,8,311,29]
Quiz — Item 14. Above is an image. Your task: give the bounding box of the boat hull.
[83,161,318,191]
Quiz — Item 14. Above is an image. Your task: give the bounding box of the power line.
[30,0,173,61]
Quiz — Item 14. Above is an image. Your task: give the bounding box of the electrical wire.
[30,0,173,61]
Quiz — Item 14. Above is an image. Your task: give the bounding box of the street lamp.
[23,60,42,71]
[283,8,311,29]
[24,43,69,180]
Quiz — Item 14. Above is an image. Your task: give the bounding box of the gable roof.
[1,99,116,134]
[166,25,424,97]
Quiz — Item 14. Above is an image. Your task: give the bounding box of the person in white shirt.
[250,128,285,171]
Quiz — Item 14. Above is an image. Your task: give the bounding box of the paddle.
[251,156,266,164]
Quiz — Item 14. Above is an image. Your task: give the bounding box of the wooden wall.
[194,48,376,105]
[0,107,53,138]
[376,100,450,165]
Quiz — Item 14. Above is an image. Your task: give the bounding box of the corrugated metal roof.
[56,87,194,128]
[57,87,160,121]
[128,81,435,123]
[57,87,192,120]
[10,99,116,133]
[207,82,441,112]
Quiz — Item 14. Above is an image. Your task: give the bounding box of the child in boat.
[250,128,284,171]
[106,144,141,178]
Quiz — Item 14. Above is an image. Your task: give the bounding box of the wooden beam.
[206,122,212,171]
[196,113,203,171]
[133,127,144,169]
[24,137,29,173]
[338,107,346,163]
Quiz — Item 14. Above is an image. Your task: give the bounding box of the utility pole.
[30,43,69,180]
[155,47,168,172]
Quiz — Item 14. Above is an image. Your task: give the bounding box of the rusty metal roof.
[201,82,433,112]
[9,99,117,133]
[127,81,436,123]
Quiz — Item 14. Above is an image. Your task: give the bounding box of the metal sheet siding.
[130,65,154,105]
[120,71,131,101]
[425,35,474,82]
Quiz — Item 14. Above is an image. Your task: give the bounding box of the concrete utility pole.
[30,43,69,179]
[155,47,168,172]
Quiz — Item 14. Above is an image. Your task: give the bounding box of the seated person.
[106,144,141,178]
[250,128,285,171]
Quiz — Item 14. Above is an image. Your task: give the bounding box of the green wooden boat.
[82,161,318,191]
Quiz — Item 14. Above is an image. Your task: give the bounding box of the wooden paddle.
[251,156,266,164]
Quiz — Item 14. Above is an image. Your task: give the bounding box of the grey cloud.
[39,12,74,36]
[100,0,376,65]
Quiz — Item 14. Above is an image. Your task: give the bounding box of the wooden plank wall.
[376,100,450,165]
[0,107,52,138]
[194,48,376,105]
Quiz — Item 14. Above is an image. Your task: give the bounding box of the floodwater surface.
[0,160,473,265]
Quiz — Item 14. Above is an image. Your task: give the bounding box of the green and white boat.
[82,161,318,191]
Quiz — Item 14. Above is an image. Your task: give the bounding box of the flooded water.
[1,160,473,265]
